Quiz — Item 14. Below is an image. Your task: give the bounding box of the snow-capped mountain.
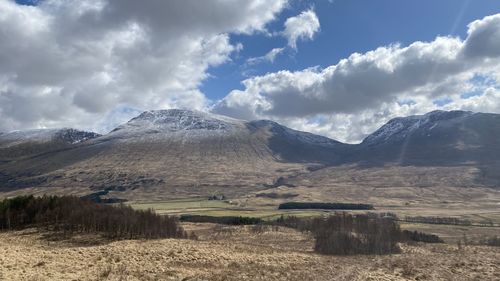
[357,110,500,166]
[103,109,245,142]
[1,109,500,192]
[92,109,347,164]
[0,109,346,192]
[0,128,101,148]
[362,110,474,146]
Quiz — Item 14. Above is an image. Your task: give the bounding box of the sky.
[2,0,500,143]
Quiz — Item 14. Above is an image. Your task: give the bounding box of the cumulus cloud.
[0,0,287,133]
[283,9,320,49]
[214,13,500,143]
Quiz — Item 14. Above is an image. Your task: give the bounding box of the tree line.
[401,230,444,243]
[278,202,374,210]
[0,195,187,239]
[180,215,262,225]
[404,216,472,226]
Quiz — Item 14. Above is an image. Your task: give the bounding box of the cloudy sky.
[2,0,500,143]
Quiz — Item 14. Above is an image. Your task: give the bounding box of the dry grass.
[1,224,499,281]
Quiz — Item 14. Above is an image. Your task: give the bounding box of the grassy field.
[127,197,500,243]
[128,198,236,214]
[127,198,334,218]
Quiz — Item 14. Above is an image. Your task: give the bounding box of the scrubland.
[1,223,499,281]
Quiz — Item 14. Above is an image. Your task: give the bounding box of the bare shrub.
[311,213,401,255]
[250,224,270,234]
[274,213,401,255]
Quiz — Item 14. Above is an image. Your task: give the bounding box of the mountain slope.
[0,128,101,162]
[0,128,100,148]
[0,110,346,196]
[355,110,500,166]
[1,109,500,197]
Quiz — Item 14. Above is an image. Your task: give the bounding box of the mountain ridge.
[1,109,500,195]
[1,109,483,148]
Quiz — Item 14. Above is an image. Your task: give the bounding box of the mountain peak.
[107,109,245,140]
[362,110,474,145]
[131,109,242,125]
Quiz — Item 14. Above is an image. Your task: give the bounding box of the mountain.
[1,109,500,198]
[0,128,101,162]
[356,110,500,166]
[0,128,100,148]
[0,110,346,197]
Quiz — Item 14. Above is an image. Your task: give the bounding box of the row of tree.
[404,216,472,226]
[180,215,262,225]
[0,195,186,239]
[401,230,444,243]
[278,202,374,210]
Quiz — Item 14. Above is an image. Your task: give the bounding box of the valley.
[3,3,500,280]
[1,109,500,280]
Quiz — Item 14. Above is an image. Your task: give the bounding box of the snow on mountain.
[104,109,247,141]
[0,128,100,148]
[102,109,345,148]
[362,110,474,145]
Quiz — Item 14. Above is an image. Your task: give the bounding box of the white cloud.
[214,13,500,143]
[283,9,320,49]
[0,0,287,133]
[246,9,320,66]
[246,47,285,65]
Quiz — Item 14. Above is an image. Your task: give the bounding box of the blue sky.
[3,0,500,142]
[202,0,500,100]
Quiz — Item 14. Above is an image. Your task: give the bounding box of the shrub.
[311,213,401,255]
[0,195,186,239]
